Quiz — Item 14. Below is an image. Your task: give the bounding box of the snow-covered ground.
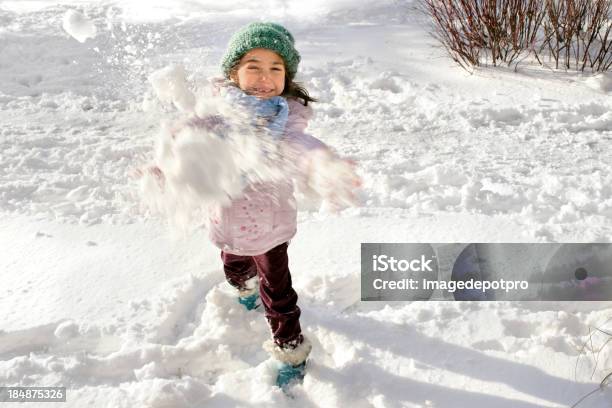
[1,1,612,407]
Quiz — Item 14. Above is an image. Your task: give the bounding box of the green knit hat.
[221,22,300,80]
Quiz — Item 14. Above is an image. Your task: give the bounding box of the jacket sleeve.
[283,100,360,208]
[284,98,330,154]
[283,100,332,182]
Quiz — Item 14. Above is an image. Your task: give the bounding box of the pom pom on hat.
[221,22,300,80]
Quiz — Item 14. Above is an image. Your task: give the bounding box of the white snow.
[1,1,612,407]
[585,73,612,93]
[62,9,97,43]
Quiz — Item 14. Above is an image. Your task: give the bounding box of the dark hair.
[229,61,317,106]
[282,72,317,106]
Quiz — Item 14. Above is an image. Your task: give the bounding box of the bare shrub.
[571,326,612,407]
[421,0,546,70]
[420,0,483,70]
[483,0,546,66]
[542,0,612,72]
[422,0,612,72]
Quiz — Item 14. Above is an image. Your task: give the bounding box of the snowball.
[156,121,243,201]
[139,87,285,230]
[148,65,195,112]
[62,10,97,43]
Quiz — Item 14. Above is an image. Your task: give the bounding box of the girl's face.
[231,48,286,99]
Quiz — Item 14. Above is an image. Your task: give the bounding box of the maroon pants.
[221,242,303,348]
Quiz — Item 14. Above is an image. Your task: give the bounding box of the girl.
[143,22,359,387]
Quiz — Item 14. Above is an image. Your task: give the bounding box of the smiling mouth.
[247,87,275,96]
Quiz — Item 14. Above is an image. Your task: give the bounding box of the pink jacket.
[207,98,327,256]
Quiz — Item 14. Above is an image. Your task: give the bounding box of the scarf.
[221,84,289,140]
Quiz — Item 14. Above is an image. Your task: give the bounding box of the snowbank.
[1,1,611,407]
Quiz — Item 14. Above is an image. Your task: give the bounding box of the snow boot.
[238,287,261,311]
[264,336,312,389]
[276,361,306,388]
